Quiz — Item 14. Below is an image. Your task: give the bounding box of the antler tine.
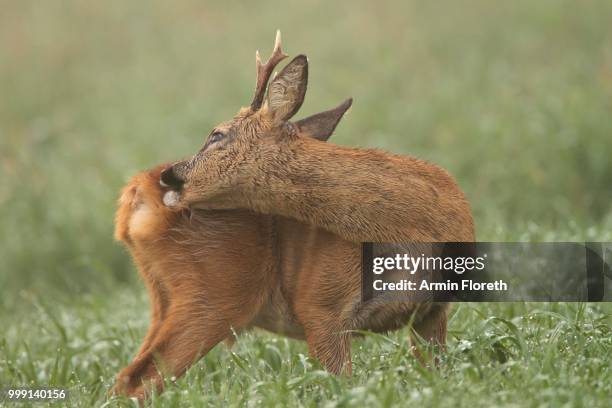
[250,30,289,111]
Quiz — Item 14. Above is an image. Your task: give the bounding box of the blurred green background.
[1,0,611,298]
[0,1,610,405]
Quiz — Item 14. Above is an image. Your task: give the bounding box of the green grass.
[1,297,610,407]
[1,0,611,406]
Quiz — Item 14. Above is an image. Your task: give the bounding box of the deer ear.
[294,98,353,141]
[266,55,308,122]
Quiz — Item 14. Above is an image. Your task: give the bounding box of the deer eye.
[208,131,225,144]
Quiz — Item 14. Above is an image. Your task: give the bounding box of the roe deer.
[160,31,475,244]
[112,163,450,401]
[112,31,473,400]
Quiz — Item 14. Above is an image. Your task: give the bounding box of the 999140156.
[1,387,68,403]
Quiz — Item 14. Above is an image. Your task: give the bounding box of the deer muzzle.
[160,166,184,190]
[160,166,185,208]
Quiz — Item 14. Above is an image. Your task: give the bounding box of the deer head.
[160,31,352,208]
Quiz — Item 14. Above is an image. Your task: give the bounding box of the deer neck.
[241,137,475,243]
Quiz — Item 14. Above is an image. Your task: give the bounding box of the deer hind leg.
[410,303,448,365]
[114,301,231,401]
[134,276,170,359]
[112,272,170,396]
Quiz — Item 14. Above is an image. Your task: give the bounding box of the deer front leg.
[410,303,448,365]
[304,320,352,375]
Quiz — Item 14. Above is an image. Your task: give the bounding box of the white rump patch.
[129,205,154,238]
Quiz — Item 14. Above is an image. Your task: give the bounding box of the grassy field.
[1,0,611,406]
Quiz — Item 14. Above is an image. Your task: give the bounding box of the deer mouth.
[162,190,181,208]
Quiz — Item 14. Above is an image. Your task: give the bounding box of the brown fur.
[180,131,475,242]
[112,165,450,401]
[166,47,475,243]
[115,35,473,401]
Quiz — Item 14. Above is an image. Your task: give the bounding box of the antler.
[250,30,288,111]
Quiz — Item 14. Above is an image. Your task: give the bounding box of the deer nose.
[160,166,184,189]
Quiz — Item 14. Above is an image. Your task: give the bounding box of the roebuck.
[112,31,473,401]
[161,32,474,243]
[113,165,449,400]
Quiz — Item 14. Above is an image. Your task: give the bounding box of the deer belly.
[251,292,305,340]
